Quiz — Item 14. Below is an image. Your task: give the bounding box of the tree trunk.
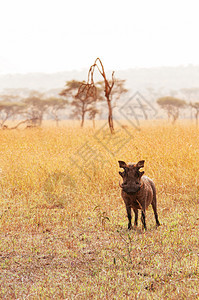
[81,111,85,127]
[92,118,95,129]
[55,115,59,127]
[0,112,9,128]
[38,114,43,126]
[196,111,199,127]
[169,106,180,125]
[107,98,114,134]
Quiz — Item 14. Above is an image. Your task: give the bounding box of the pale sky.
[1,0,199,74]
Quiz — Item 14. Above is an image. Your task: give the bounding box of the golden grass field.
[0,120,199,299]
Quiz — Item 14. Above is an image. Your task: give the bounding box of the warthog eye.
[119,166,128,178]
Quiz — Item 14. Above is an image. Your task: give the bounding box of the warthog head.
[118,160,145,195]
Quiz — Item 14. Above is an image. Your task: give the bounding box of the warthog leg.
[133,208,138,227]
[126,205,132,230]
[141,210,147,230]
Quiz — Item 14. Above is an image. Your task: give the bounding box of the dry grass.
[0,120,199,299]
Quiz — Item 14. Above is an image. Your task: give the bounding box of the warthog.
[118,160,160,230]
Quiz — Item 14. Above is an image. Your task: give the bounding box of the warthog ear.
[118,161,127,169]
[136,160,145,169]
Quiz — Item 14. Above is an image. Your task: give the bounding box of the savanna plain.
[0,120,199,299]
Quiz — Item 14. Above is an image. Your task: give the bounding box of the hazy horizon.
[1,63,199,76]
[1,65,199,95]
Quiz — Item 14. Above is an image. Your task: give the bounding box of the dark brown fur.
[118,160,160,230]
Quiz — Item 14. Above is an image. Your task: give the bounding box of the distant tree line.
[1,75,199,129]
[0,78,128,130]
[0,91,68,129]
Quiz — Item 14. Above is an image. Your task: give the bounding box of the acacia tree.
[77,58,115,134]
[60,79,102,127]
[60,80,81,99]
[46,97,68,126]
[72,87,98,127]
[0,95,25,128]
[190,102,199,126]
[23,91,48,126]
[181,88,199,119]
[157,96,186,124]
[88,105,100,128]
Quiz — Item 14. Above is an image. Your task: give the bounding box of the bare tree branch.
[78,58,115,134]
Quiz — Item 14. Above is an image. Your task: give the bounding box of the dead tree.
[190,102,199,127]
[77,58,115,134]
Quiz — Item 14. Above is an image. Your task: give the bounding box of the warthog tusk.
[119,180,123,188]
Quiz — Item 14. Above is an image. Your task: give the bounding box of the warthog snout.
[118,160,160,230]
[119,181,141,195]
